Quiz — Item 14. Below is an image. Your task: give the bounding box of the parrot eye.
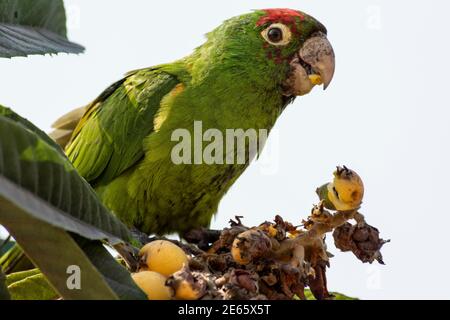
[268,28,283,42]
[261,23,292,46]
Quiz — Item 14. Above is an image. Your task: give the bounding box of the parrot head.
[197,8,335,97]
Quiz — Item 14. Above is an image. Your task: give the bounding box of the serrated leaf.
[0,115,131,244]
[0,0,84,58]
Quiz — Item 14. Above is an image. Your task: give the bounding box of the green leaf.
[0,243,35,274]
[75,236,146,300]
[0,208,119,299]
[0,105,64,154]
[0,268,10,300]
[5,268,41,286]
[303,290,358,300]
[0,112,145,299]
[0,115,132,244]
[0,238,146,299]
[7,270,57,300]
[1,241,146,300]
[0,0,84,58]
[5,241,147,300]
[331,292,358,300]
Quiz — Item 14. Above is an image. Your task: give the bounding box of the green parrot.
[50,8,335,236]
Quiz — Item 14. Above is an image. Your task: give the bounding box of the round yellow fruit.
[174,280,202,300]
[334,177,363,204]
[328,166,364,211]
[139,240,188,276]
[131,271,172,300]
[231,241,251,265]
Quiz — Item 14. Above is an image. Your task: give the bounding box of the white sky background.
[1,0,449,299]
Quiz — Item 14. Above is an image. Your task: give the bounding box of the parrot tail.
[48,106,86,149]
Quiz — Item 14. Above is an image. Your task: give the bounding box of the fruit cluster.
[130,166,388,300]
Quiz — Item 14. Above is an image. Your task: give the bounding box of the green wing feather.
[66,68,180,185]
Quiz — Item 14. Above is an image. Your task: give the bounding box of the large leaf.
[0,111,145,299]
[4,239,147,300]
[0,105,63,153]
[0,114,131,244]
[0,206,118,299]
[6,269,58,300]
[0,243,35,274]
[0,0,84,58]
[75,236,146,300]
[0,217,145,299]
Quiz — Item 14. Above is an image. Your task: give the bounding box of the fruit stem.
[273,210,364,259]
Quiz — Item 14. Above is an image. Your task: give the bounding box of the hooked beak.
[282,32,335,96]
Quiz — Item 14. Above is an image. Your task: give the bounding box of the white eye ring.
[261,23,292,46]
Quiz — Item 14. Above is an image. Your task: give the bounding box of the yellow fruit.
[231,240,251,265]
[174,280,202,300]
[131,271,172,300]
[139,240,188,276]
[327,166,364,211]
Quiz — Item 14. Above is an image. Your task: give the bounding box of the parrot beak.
[300,32,335,90]
[282,32,335,96]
